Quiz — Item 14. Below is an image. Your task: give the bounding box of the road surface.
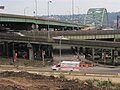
[0,65,120,75]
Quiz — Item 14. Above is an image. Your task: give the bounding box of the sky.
[0,0,120,16]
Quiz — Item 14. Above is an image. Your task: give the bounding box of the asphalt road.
[79,66,120,75]
[0,65,120,75]
[21,66,120,75]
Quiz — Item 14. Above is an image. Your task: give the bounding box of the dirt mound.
[0,71,118,90]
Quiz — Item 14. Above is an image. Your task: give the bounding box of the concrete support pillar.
[77,46,79,55]
[2,42,6,56]
[82,47,86,55]
[114,39,116,42]
[79,47,82,54]
[111,49,113,59]
[84,47,88,58]
[38,45,41,60]
[103,49,106,64]
[3,41,9,57]
[92,47,95,61]
[51,50,53,60]
[27,43,33,60]
[42,50,45,66]
[53,28,56,31]
[29,48,34,60]
[101,49,103,60]
[75,46,80,54]
[6,42,9,58]
[114,34,116,42]
[113,48,118,66]
[62,27,65,31]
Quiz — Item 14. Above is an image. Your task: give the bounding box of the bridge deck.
[0,30,120,48]
[0,13,86,27]
[21,30,120,40]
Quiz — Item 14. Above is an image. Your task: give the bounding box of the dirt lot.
[0,71,119,90]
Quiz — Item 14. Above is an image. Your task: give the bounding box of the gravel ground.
[0,71,119,90]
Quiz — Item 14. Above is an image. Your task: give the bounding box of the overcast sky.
[0,0,120,16]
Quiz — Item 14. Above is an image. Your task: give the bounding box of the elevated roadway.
[0,30,120,49]
[22,29,120,40]
[0,13,86,30]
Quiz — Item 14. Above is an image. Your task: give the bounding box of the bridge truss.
[84,8,108,29]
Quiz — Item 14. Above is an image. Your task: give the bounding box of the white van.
[52,61,81,71]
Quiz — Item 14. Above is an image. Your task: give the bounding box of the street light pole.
[24,7,29,30]
[35,0,37,17]
[72,0,74,30]
[13,32,15,58]
[52,36,69,63]
[35,0,38,30]
[47,0,52,41]
[24,7,29,17]
[60,37,62,62]
[77,7,79,30]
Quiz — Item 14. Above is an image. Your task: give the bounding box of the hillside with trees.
[42,12,120,28]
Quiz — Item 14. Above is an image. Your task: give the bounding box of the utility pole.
[35,0,38,30]
[24,7,29,30]
[72,0,74,30]
[47,1,52,41]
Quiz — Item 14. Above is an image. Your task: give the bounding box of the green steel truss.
[84,8,108,29]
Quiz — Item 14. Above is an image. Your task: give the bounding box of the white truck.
[52,61,81,71]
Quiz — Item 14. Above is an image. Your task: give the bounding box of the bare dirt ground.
[0,71,118,90]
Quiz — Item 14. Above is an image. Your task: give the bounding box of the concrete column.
[27,43,33,60]
[83,47,86,55]
[79,47,82,54]
[111,49,113,59]
[102,49,104,60]
[103,49,106,65]
[29,48,33,60]
[77,47,79,55]
[3,41,9,57]
[114,34,116,42]
[113,49,118,66]
[6,42,9,58]
[92,47,95,61]
[2,42,5,56]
